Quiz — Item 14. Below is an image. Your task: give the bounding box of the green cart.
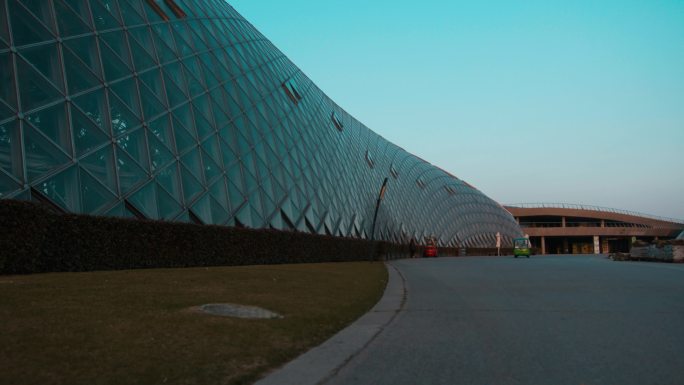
[513,237,531,258]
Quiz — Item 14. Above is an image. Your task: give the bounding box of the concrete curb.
[254,261,406,385]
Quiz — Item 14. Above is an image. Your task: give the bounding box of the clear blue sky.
[230,0,684,220]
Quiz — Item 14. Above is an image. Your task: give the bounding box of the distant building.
[0,0,521,247]
[505,204,684,254]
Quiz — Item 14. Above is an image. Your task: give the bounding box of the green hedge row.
[0,200,410,275]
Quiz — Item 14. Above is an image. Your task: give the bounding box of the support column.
[563,238,569,254]
[562,217,566,227]
[600,219,605,228]
[593,235,600,254]
[541,236,546,255]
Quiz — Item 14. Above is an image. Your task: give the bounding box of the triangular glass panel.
[171,22,194,57]
[192,94,214,124]
[163,71,188,109]
[225,160,243,188]
[248,189,263,214]
[250,206,265,228]
[279,198,295,225]
[148,133,174,172]
[0,2,9,47]
[63,46,101,94]
[118,0,146,28]
[18,44,64,92]
[142,0,167,24]
[260,175,275,202]
[138,83,167,121]
[63,37,101,79]
[54,0,92,37]
[219,139,238,170]
[175,210,191,223]
[128,25,156,60]
[171,116,196,154]
[0,119,22,181]
[240,152,257,179]
[100,29,132,64]
[180,147,203,181]
[156,181,182,220]
[90,0,122,31]
[16,56,63,112]
[109,78,141,117]
[191,193,212,224]
[180,164,203,203]
[151,23,177,60]
[130,37,157,73]
[33,165,80,212]
[19,0,54,32]
[222,91,243,123]
[269,212,284,231]
[115,146,148,193]
[109,94,143,136]
[181,55,204,81]
[116,128,149,171]
[23,124,71,182]
[261,192,277,222]
[0,168,21,198]
[211,99,230,130]
[200,135,222,165]
[0,52,17,115]
[198,54,219,86]
[8,2,55,46]
[241,166,258,195]
[71,104,109,157]
[72,88,107,130]
[79,144,117,192]
[209,196,229,225]
[79,167,116,214]
[26,103,71,154]
[99,39,132,82]
[188,23,209,52]
[147,115,174,151]
[201,149,221,182]
[234,204,252,228]
[208,178,229,211]
[227,178,244,208]
[138,69,165,103]
[161,61,187,94]
[104,201,135,219]
[185,75,205,99]
[156,162,181,201]
[171,104,197,140]
[128,181,158,220]
[192,109,214,142]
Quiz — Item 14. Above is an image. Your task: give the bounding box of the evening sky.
[231,0,684,220]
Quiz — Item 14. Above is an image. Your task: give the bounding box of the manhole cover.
[198,303,283,319]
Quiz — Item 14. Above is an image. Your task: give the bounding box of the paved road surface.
[329,255,684,385]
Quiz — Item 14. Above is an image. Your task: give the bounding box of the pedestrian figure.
[496,232,501,256]
[409,238,416,258]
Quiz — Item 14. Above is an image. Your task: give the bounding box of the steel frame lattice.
[0,0,522,247]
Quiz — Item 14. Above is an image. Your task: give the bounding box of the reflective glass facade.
[0,0,521,246]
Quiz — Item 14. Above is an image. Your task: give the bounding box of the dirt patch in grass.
[0,262,387,385]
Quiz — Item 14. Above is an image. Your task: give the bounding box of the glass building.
[0,0,521,247]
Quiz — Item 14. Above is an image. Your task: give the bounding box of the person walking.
[409,238,416,258]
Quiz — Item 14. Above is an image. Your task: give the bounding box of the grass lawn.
[0,262,387,385]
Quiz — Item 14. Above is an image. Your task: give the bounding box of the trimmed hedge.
[1,200,408,275]
[0,200,54,274]
[1,200,514,275]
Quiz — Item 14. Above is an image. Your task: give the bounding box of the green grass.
[0,262,387,385]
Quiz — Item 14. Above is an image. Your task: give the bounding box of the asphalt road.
[328,255,684,385]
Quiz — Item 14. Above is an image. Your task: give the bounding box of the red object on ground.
[423,245,438,257]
